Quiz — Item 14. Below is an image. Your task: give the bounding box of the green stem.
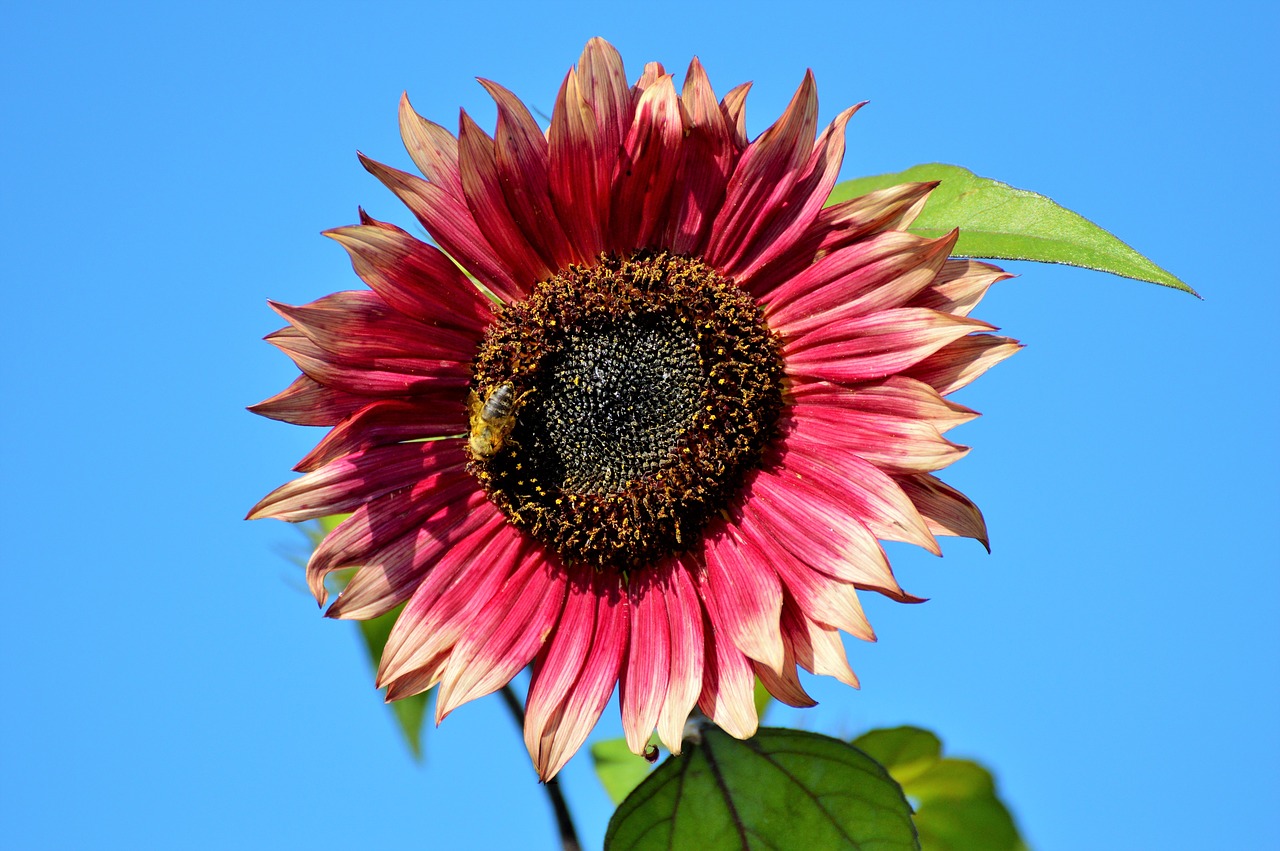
[499,683,582,851]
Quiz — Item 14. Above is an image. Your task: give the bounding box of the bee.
[467,382,532,458]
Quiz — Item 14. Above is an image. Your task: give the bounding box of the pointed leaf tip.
[830,164,1197,296]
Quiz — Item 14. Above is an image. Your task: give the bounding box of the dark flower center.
[467,253,783,572]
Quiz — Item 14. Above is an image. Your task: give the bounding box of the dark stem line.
[499,683,581,851]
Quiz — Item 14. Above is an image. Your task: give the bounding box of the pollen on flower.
[467,252,784,571]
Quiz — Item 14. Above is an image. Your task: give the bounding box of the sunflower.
[249,38,1019,781]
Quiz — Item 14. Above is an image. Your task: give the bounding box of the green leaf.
[606,726,918,850]
[829,164,1196,295]
[854,726,1027,851]
[592,737,657,805]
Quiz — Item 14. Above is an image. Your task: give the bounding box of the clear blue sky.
[3,2,1276,849]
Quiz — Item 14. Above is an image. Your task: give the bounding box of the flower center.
[467,253,783,572]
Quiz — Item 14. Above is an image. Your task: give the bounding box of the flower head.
[249,38,1018,781]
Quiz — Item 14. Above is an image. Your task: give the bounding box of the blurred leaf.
[829,164,1196,295]
[752,677,772,721]
[606,726,918,850]
[854,726,1027,851]
[305,515,430,760]
[592,737,657,805]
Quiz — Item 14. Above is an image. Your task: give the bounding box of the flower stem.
[499,683,581,851]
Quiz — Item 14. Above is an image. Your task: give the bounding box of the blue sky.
[3,2,1277,849]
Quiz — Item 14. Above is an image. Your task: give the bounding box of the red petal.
[696,605,758,740]
[611,75,683,251]
[782,601,859,687]
[294,395,466,473]
[457,110,553,286]
[548,69,605,258]
[265,325,469,397]
[913,258,1013,317]
[248,374,366,427]
[398,93,464,199]
[701,524,785,673]
[270,291,477,363]
[376,516,521,685]
[719,81,752,151]
[525,570,629,781]
[786,407,968,475]
[323,216,493,332]
[435,547,568,719]
[359,153,522,302]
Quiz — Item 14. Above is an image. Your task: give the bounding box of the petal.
[270,291,477,363]
[913,258,1013,317]
[776,432,940,553]
[782,308,995,384]
[457,110,553,286]
[787,375,978,434]
[294,395,467,473]
[696,610,759,740]
[667,57,736,255]
[896,473,990,549]
[525,570,629,780]
[323,216,493,333]
[657,556,704,754]
[765,230,957,335]
[247,439,463,523]
[785,406,969,475]
[733,103,865,282]
[782,601,859,687]
[264,325,469,397]
[701,523,786,673]
[435,547,568,719]
[719,81,752,152]
[752,637,816,709]
[611,75,683,251]
[398,92,464,199]
[376,516,522,685]
[904,333,1023,396]
[706,71,818,276]
[359,153,523,302]
[479,79,577,270]
[548,68,605,258]
[620,569,671,755]
[248,374,366,427]
[306,476,487,608]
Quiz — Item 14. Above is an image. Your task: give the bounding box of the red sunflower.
[249,37,1019,781]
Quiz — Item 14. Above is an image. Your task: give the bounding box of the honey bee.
[467,382,531,458]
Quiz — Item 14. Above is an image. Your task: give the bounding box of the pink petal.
[782,602,859,687]
[775,432,939,553]
[376,516,522,685]
[246,438,464,523]
[782,308,995,384]
[788,375,977,433]
[656,556,705,754]
[696,609,759,740]
[323,216,493,332]
[435,547,569,720]
[306,476,487,607]
[706,71,818,277]
[719,81,752,152]
[358,153,523,302]
[752,637,816,709]
[248,374,366,427]
[904,333,1023,396]
[398,93,464,199]
[701,524,786,673]
[896,473,990,549]
[457,110,553,286]
[747,181,938,296]
[620,570,672,755]
[786,406,968,475]
[913,258,1013,317]
[765,231,957,336]
[525,570,629,781]
[270,291,477,362]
